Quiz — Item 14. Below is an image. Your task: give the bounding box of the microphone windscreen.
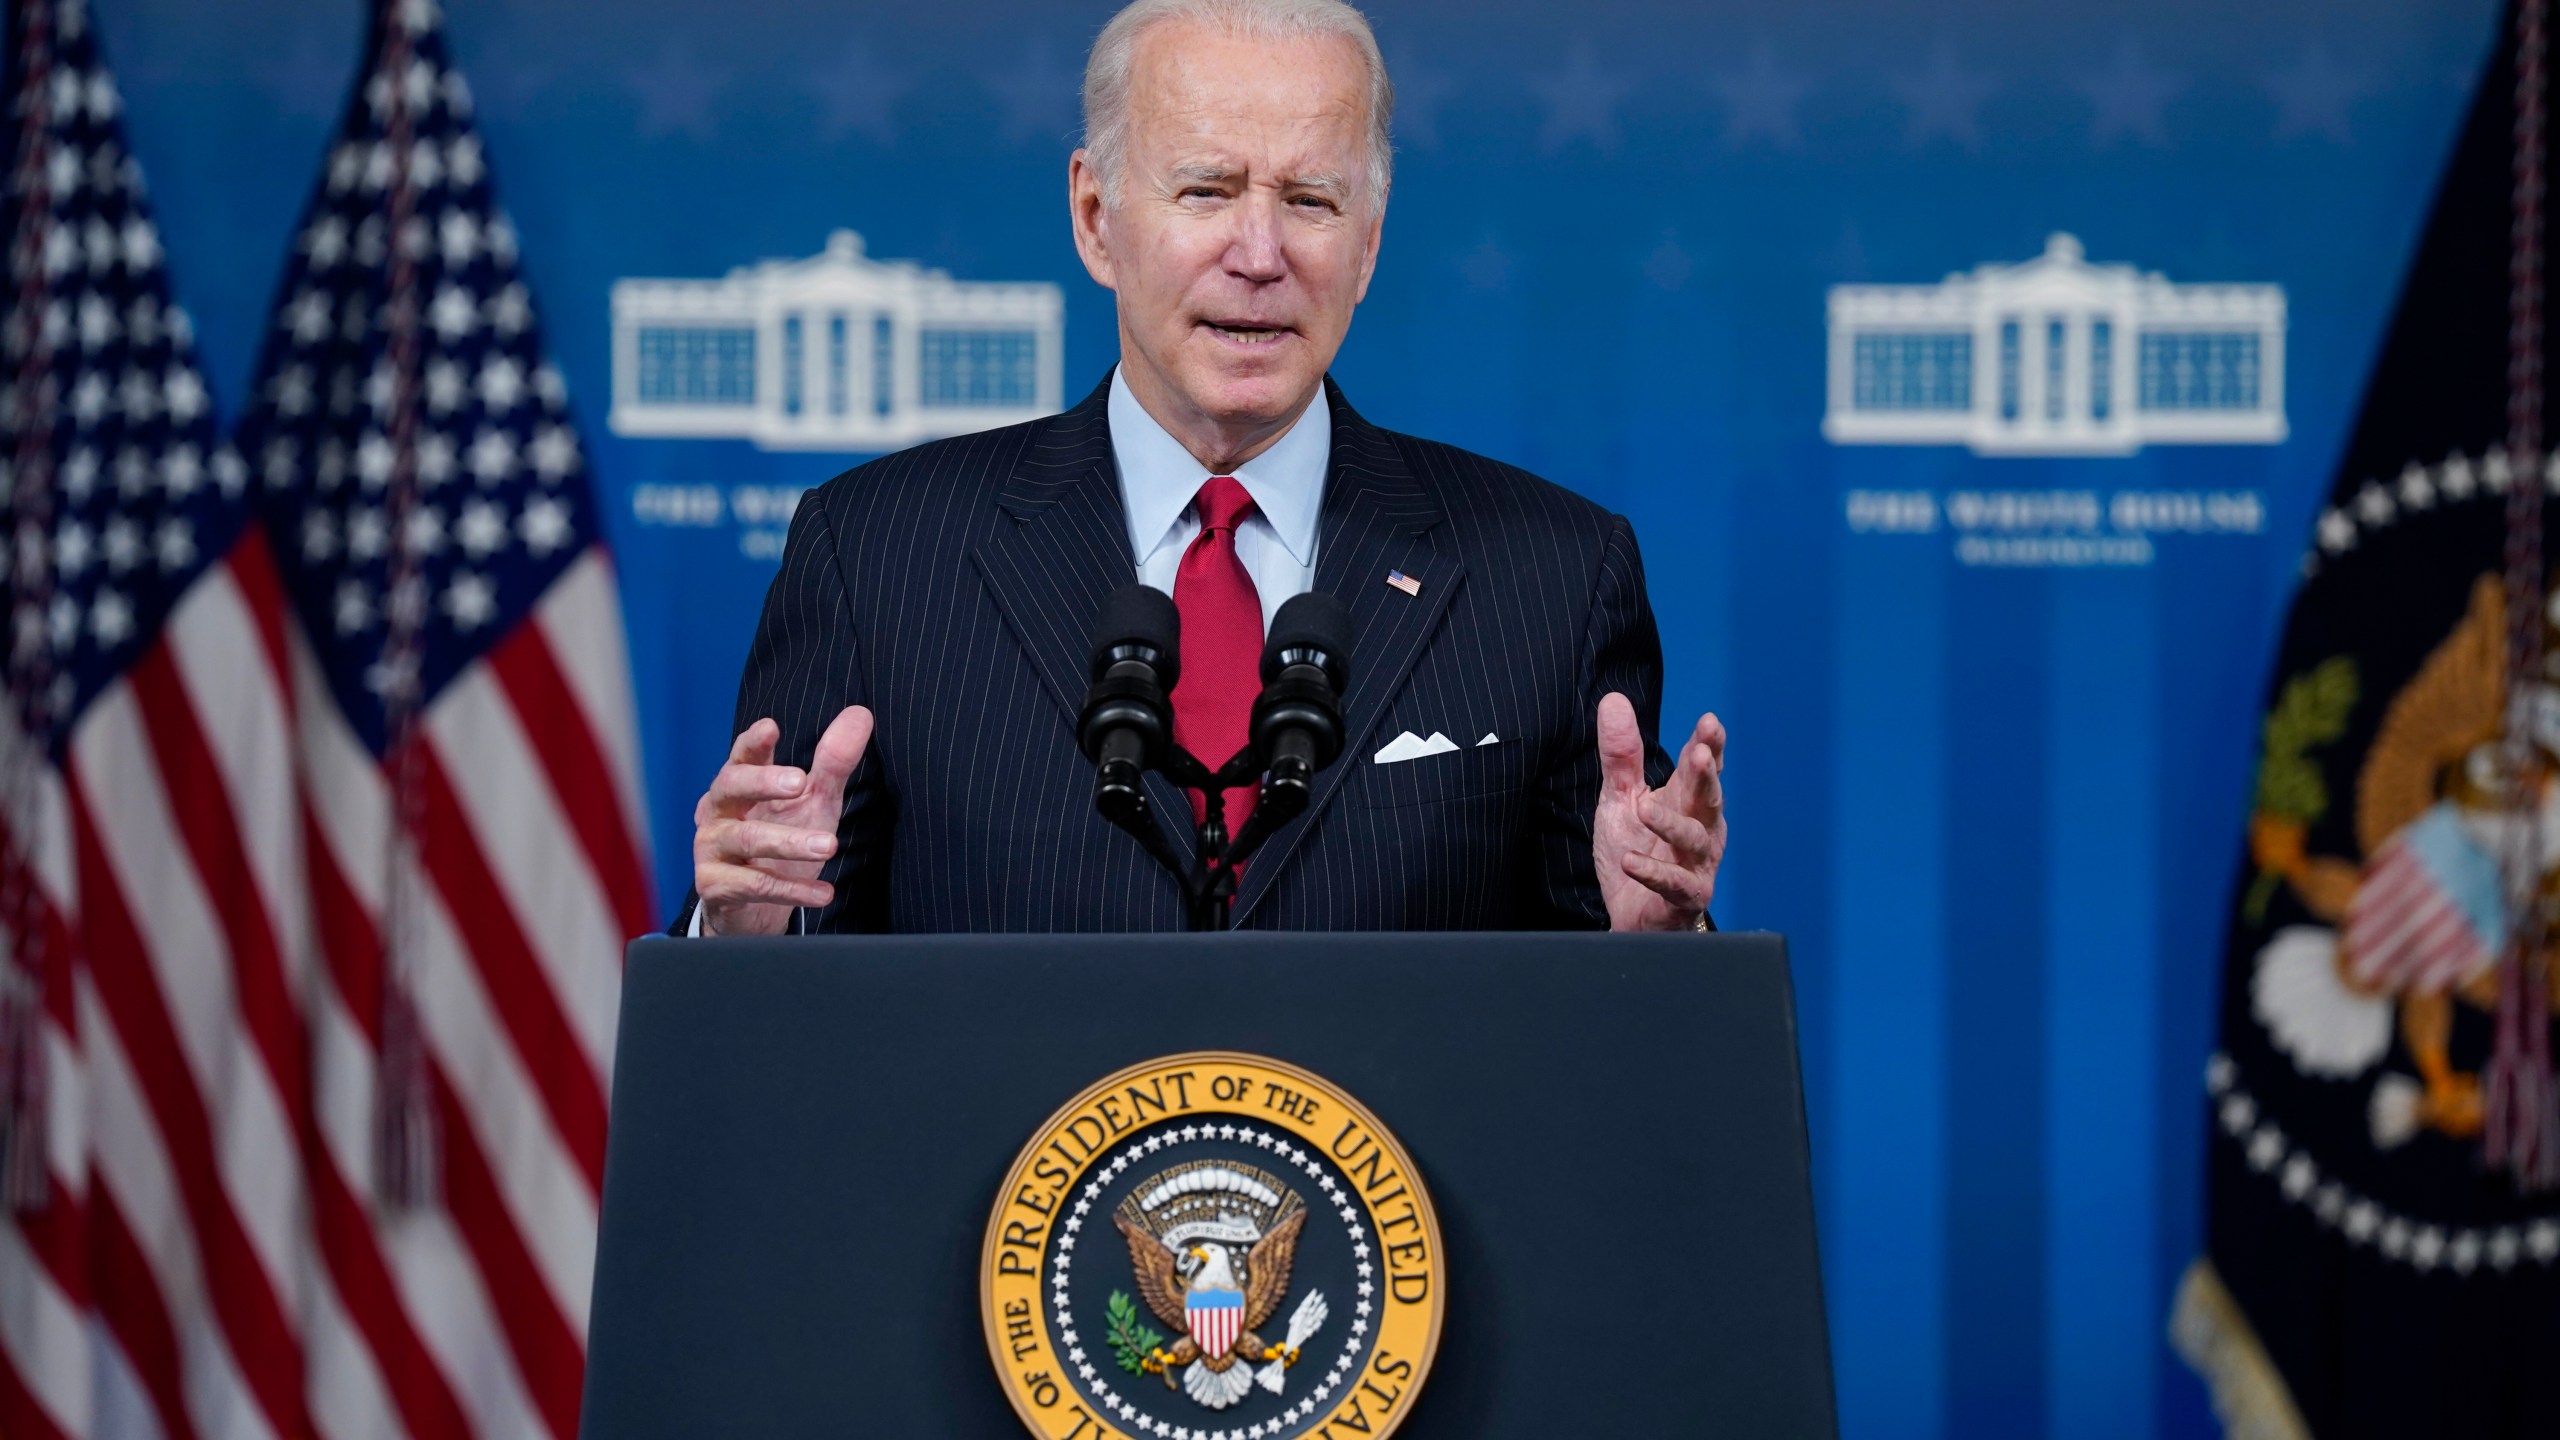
[1262,592,1352,687]
[1089,583,1182,680]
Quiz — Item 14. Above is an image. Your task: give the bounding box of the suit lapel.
[1233,382,1461,923]
[968,376,1200,865]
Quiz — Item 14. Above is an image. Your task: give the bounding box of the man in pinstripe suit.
[681,0,1727,935]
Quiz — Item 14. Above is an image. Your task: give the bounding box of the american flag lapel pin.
[1386,569,1422,597]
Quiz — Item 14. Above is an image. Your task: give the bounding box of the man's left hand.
[1593,693,1727,932]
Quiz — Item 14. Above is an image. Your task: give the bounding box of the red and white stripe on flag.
[0,3,654,1440]
[2344,823,2498,994]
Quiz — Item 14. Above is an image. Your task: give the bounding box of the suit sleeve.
[666,495,895,934]
[1525,514,1675,929]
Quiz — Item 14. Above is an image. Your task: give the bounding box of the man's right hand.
[692,706,873,936]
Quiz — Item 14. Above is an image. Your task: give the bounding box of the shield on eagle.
[1186,1286,1244,1360]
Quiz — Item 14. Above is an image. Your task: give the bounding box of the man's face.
[1071,21,1383,443]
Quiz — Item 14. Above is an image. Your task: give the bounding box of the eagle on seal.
[1115,1200,1321,1409]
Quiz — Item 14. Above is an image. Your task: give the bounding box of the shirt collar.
[1109,367,1329,568]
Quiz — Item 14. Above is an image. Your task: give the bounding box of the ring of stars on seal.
[982,1054,1444,1440]
[2306,448,2550,577]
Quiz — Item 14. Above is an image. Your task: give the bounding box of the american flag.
[0,0,652,1437]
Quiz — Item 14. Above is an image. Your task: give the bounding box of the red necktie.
[1171,475,1263,832]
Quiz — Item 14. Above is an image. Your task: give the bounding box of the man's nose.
[1222,192,1288,283]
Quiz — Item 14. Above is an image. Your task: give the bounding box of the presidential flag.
[2174,3,2560,1436]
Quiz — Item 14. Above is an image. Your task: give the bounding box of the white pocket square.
[1373,730,1460,765]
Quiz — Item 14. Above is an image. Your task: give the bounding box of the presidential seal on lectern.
[982,1054,1445,1440]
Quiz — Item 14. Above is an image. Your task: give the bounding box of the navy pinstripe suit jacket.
[672,374,1675,934]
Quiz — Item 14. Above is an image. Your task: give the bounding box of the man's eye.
[1181,187,1222,200]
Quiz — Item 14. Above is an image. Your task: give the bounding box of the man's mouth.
[1202,321,1292,346]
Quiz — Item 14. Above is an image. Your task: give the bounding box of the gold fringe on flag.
[2168,1262,2315,1440]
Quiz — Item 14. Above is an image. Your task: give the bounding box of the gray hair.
[1081,0,1394,211]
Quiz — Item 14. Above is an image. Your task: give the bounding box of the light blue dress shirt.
[1109,367,1326,630]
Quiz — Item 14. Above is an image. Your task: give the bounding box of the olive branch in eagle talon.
[1116,1206,1310,1383]
[2245,654,2359,925]
[1103,1291,1166,1377]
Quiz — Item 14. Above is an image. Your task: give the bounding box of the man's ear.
[1351,204,1385,306]
[1069,150,1119,292]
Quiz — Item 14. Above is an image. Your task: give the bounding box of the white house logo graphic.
[1823,233,2286,457]
[608,230,1064,452]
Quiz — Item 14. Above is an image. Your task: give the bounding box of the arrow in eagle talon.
[1256,1291,1330,1394]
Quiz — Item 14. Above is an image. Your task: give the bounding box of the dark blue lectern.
[581,932,1836,1437]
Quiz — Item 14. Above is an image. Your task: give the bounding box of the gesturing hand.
[692,706,873,937]
[1592,693,1727,932]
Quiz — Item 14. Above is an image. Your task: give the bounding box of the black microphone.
[1248,592,1351,822]
[1078,584,1182,829]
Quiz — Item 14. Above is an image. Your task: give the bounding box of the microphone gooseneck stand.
[1152,743,1313,932]
[1078,586,1350,932]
